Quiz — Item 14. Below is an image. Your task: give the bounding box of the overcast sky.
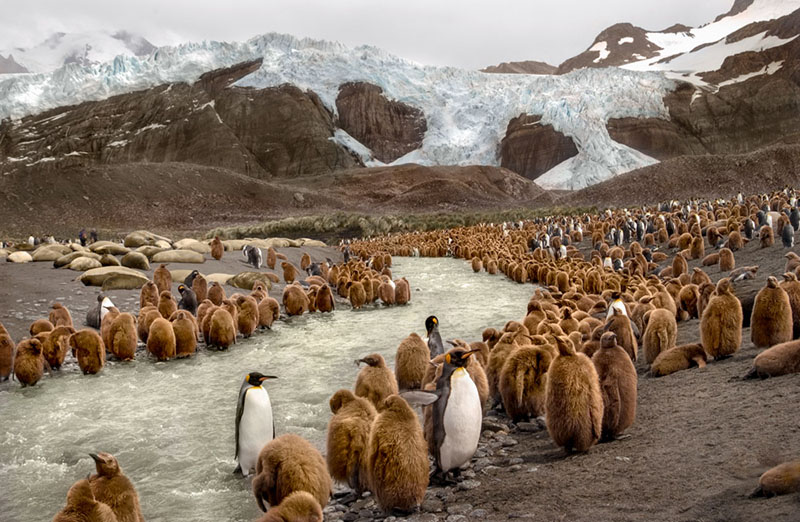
[0,0,732,69]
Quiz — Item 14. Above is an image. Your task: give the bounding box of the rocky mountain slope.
[480,61,557,75]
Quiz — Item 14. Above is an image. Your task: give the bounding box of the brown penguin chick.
[258,297,281,328]
[70,329,106,375]
[642,308,678,365]
[649,344,708,377]
[13,338,45,386]
[689,236,704,260]
[745,339,800,378]
[157,290,177,319]
[42,325,76,369]
[749,460,800,498]
[759,225,774,248]
[355,353,398,408]
[394,278,411,305]
[672,253,688,277]
[314,285,335,313]
[256,491,323,522]
[0,322,15,381]
[604,307,638,362]
[49,303,74,328]
[580,326,604,359]
[282,284,309,316]
[281,261,298,284]
[786,252,800,273]
[544,336,603,454]
[30,318,54,336]
[300,252,312,271]
[394,332,431,390]
[469,340,491,370]
[718,248,735,272]
[499,344,553,422]
[326,389,377,495]
[196,300,215,327]
[192,273,208,304]
[559,308,579,334]
[136,308,161,345]
[701,253,719,266]
[727,230,744,251]
[146,318,176,361]
[139,281,159,310]
[100,307,121,351]
[305,287,319,313]
[172,311,198,358]
[208,308,236,349]
[471,257,482,272]
[486,333,521,402]
[252,434,332,512]
[266,247,277,270]
[367,395,429,513]
[482,328,502,350]
[108,314,137,361]
[153,264,172,294]
[234,294,259,338]
[52,478,118,522]
[700,278,743,360]
[378,280,395,306]
[780,272,800,338]
[210,236,224,261]
[751,276,793,348]
[88,452,144,522]
[592,332,637,441]
[200,305,218,345]
[348,281,367,309]
[207,282,226,306]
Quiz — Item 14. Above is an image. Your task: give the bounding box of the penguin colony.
[5,188,800,519]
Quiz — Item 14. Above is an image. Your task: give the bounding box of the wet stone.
[509,464,522,472]
[473,458,491,471]
[422,496,444,513]
[446,516,468,522]
[508,457,524,465]
[457,479,481,491]
[470,509,489,518]
[446,504,472,515]
[502,438,518,447]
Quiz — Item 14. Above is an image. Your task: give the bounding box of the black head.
[425,315,439,333]
[444,347,478,369]
[245,372,277,386]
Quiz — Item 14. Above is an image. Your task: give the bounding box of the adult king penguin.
[425,316,444,358]
[235,372,277,476]
[409,346,482,483]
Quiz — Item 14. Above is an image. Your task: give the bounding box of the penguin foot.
[233,464,243,476]
[334,492,360,505]
[430,471,457,486]
[391,507,419,516]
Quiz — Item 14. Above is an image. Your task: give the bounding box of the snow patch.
[25,157,55,166]
[64,151,86,157]
[134,123,166,135]
[618,37,634,45]
[718,60,784,87]
[590,41,610,63]
[330,128,385,167]
[107,140,128,147]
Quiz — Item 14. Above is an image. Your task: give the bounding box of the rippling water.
[0,257,534,522]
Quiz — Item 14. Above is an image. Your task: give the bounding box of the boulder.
[78,266,149,287]
[54,251,101,268]
[152,250,205,264]
[229,272,275,291]
[7,251,32,263]
[121,252,151,271]
[68,257,103,271]
[100,254,121,267]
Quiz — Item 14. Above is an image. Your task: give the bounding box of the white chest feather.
[238,387,273,476]
[440,368,481,472]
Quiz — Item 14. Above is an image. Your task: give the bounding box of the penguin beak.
[259,376,277,382]
[89,453,100,463]
[462,349,480,359]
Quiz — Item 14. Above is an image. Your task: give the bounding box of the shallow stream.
[0,257,534,522]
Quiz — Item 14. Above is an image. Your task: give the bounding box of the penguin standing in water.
[425,316,444,358]
[235,372,277,476]
[86,294,115,329]
[408,346,482,484]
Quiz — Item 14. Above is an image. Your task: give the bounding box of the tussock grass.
[206,207,596,241]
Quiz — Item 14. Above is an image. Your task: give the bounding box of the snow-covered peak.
[0,30,156,73]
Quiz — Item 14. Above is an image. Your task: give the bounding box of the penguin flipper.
[400,390,440,406]
[234,379,250,459]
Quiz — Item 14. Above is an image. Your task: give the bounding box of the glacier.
[0,32,676,190]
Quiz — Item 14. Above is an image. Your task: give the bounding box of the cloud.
[0,0,732,69]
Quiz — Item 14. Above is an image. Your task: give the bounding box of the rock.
[228,272,274,291]
[99,254,120,267]
[446,504,472,515]
[456,480,481,491]
[89,242,130,256]
[500,114,578,180]
[152,250,205,264]
[481,419,508,432]
[517,418,547,432]
[121,252,151,271]
[102,273,148,291]
[446,516,467,522]
[557,23,661,74]
[54,251,100,268]
[336,81,427,163]
[7,251,32,263]
[421,496,444,513]
[293,192,305,203]
[473,458,491,472]
[481,60,557,74]
[78,266,149,287]
[468,509,489,518]
[68,257,103,271]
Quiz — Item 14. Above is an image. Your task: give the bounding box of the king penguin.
[235,372,277,476]
[407,346,482,484]
[425,316,444,358]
